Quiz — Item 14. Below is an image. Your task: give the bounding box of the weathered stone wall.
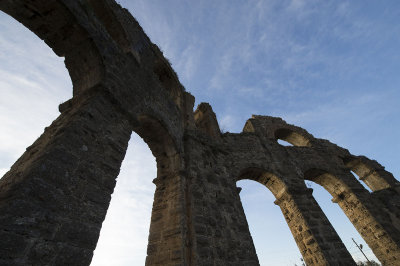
[0,1,399,265]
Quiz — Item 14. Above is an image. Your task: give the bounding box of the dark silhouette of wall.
[0,1,399,265]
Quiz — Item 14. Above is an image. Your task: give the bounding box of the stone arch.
[304,168,355,200]
[342,156,399,191]
[0,0,105,95]
[274,128,311,147]
[237,167,355,265]
[133,114,181,177]
[93,112,182,264]
[242,116,314,147]
[236,179,303,264]
[0,5,112,263]
[304,168,400,265]
[237,168,287,198]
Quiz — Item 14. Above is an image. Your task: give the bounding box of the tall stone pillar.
[182,134,260,266]
[0,93,132,266]
[274,188,356,266]
[146,173,187,266]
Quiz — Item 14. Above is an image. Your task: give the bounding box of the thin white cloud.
[174,44,199,82]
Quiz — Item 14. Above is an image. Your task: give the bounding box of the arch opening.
[236,168,311,264]
[274,128,311,147]
[92,115,180,265]
[91,132,156,265]
[0,12,71,179]
[237,179,304,265]
[277,138,294,146]
[237,168,288,198]
[304,169,350,198]
[0,0,105,95]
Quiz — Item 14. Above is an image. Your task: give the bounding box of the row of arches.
[272,126,398,192]
[235,165,399,265]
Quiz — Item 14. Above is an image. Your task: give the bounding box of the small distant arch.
[277,139,294,146]
[342,156,397,191]
[274,128,311,147]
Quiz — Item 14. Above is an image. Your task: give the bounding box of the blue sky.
[1,0,399,265]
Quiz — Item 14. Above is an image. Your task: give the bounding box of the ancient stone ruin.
[0,1,399,265]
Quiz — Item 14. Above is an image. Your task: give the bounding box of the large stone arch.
[304,168,400,265]
[0,0,108,95]
[0,1,187,265]
[0,97,187,266]
[237,168,287,198]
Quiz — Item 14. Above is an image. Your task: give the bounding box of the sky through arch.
[91,133,156,266]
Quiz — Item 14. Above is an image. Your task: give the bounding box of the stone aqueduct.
[0,1,399,265]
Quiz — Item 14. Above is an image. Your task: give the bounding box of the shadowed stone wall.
[0,1,399,265]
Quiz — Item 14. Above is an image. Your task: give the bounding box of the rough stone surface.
[0,1,399,265]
